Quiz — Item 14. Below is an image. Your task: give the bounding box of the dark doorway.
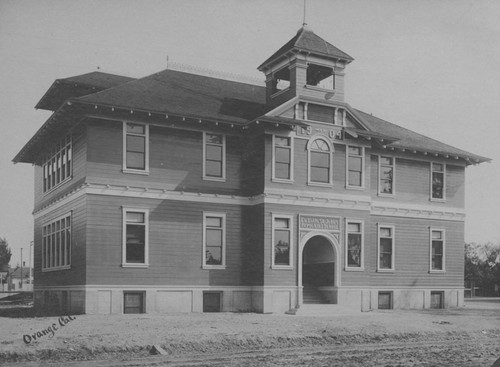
[302,236,335,304]
[203,292,222,312]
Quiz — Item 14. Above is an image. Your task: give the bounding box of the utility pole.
[20,248,23,289]
[29,241,33,290]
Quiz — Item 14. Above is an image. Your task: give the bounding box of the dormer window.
[307,63,334,90]
[271,67,290,95]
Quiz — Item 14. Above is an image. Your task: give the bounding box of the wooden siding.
[34,195,87,286]
[370,154,465,208]
[241,204,265,285]
[364,216,464,288]
[85,195,249,287]
[34,126,87,210]
[241,134,265,196]
[85,119,244,195]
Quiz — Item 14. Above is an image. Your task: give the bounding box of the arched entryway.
[300,233,339,304]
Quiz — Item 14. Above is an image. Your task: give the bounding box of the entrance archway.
[300,233,339,304]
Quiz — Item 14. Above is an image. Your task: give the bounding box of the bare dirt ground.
[0,297,499,366]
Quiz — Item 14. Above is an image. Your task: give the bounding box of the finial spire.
[303,0,307,26]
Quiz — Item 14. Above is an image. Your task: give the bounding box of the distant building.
[6,267,33,292]
[14,25,489,314]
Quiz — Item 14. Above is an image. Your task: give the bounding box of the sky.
[1,0,499,267]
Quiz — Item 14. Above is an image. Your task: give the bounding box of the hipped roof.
[13,69,490,165]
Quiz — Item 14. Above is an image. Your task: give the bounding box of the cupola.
[258,25,353,108]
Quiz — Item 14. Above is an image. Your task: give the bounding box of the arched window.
[308,137,333,185]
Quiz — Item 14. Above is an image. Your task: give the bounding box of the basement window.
[124,292,145,314]
[307,63,335,90]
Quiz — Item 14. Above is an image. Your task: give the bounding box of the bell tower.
[257,25,354,109]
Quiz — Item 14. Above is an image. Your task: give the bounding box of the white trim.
[377,223,395,272]
[122,207,149,267]
[202,132,226,182]
[346,145,365,190]
[430,227,446,273]
[272,134,294,182]
[345,219,364,271]
[430,162,446,202]
[202,212,226,269]
[307,135,334,186]
[264,96,300,117]
[122,122,150,174]
[271,214,294,269]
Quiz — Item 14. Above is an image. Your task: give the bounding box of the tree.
[465,242,500,297]
[0,237,12,266]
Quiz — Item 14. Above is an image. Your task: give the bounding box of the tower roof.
[258,25,354,71]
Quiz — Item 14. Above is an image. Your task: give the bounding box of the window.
[430,229,445,271]
[431,163,445,200]
[203,213,226,269]
[345,221,363,269]
[347,146,364,188]
[273,135,293,181]
[378,225,395,271]
[123,122,149,173]
[271,67,291,95]
[378,291,393,309]
[203,292,222,312]
[123,292,145,314]
[308,137,332,185]
[379,156,395,195]
[203,133,226,181]
[42,213,71,271]
[122,208,149,267]
[43,135,72,193]
[272,215,293,268]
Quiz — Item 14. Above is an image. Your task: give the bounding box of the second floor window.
[124,122,149,173]
[308,137,332,185]
[431,163,445,200]
[347,146,363,188]
[203,133,226,181]
[43,135,72,193]
[379,156,395,195]
[273,136,293,181]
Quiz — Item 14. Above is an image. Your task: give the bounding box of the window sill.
[271,265,294,270]
[430,198,446,203]
[43,177,72,196]
[307,182,333,188]
[122,168,149,176]
[272,178,294,184]
[42,265,71,272]
[122,263,149,268]
[378,193,395,198]
[202,265,226,270]
[345,267,364,272]
[377,269,395,273]
[429,270,446,274]
[346,185,365,191]
[202,176,226,182]
[304,85,335,94]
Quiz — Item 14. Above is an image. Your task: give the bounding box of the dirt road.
[0,298,499,366]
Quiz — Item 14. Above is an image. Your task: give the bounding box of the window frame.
[202,212,226,269]
[41,212,72,272]
[122,122,149,175]
[272,134,294,182]
[430,162,446,201]
[202,132,226,182]
[122,208,149,268]
[346,145,365,189]
[378,155,396,196]
[345,219,364,271]
[123,291,145,314]
[307,136,334,187]
[271,214,294,269]
[42,135,72,194]
[377,224,395,272]
[430,228,446,272]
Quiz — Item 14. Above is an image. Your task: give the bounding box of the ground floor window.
[122,208,149,267]
[203,292,222,312]
[124,292,145,314]
[378,291,393,309]
[203,213,226,269]
[272,215,293,268]
[430,229,445,271]
[42,213,71,271]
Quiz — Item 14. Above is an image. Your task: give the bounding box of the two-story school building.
[14,25,489,315]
